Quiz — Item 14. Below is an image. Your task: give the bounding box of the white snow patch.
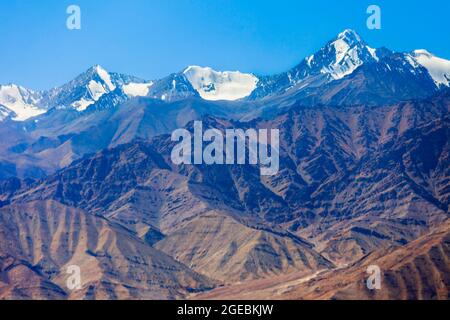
[338,29,362,42]
[412,50,450,87]
[322,47,364,80]
[72,75,118,111]
[333,39,351,64]
[183,66,258,101]
[366,46,379,61]
[318,30,380,81]
[320,31,373,80]
[88,80,107,101]
[72,98,93,112]
[122,82,153,97]
[0,85,46,121]
[96,65,116,91]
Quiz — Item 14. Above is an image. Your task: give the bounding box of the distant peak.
[183,65,252,76]
[95,64,109,74]
[411,49,450,87]
[0,83,33,93]
[338,29,360,38]
[0,83,17,89]
[83,65,115,91]
[184,65,212,73]
[335,29,363,45]
[86,64,108,74]
[413,49,434,57]
[310,29,376,80]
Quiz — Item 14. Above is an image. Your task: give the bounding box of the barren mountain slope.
[3,139,335,284]
[3,94,449,281]
[285,220,450,300]
[155,211,334,283]
[194,220,450,300]
[0,200,215,300]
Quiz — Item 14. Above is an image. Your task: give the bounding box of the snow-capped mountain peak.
[0,84,46,121]
[2,29,450,121]
[411,49,450,87]
[414,49,433,58]
[2,65,156,118]
[183,66,258,101]
[336,29,363,46]
[46,65,128,111]
[318,29,378,80]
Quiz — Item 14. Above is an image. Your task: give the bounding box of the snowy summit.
[1,29,450,122]
[0,84,46,121]
[411,49,450,87]
[319,29,379,80]
[183,66,259,101]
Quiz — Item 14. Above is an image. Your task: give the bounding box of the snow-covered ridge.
[411,49,450,87]
[319,29,378,80]
[2,30,450,121]
[71,65,117,111]
[65,65,153,111]
[0,65,156,119]
[183,66,259,101]
[0,84,46,121]
[95,65,116,91]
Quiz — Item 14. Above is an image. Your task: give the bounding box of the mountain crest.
[411,49,450,87]
[336,29,364,46]
[2,29,450,120]
[317,29,377,79]
[0,84,46,121]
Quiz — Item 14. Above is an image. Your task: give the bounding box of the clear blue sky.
[1,0,449,90]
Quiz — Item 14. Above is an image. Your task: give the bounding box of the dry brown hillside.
[0,200,215,300]
[194,220,450,300]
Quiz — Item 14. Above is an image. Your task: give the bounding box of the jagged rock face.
[0,200,215,300]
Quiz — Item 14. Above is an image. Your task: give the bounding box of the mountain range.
[0,29,449,300]
[1,30,449,121]
[1,30,450,180]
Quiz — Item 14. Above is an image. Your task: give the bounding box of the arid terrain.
[0,30,449,300]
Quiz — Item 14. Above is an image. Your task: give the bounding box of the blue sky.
[1,0,449,90]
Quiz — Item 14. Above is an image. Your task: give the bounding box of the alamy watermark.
[367,5,381,30]
[170,121,280,176]
[66,265,82,291]
[66,5,81,30]
[366,265,382,290]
